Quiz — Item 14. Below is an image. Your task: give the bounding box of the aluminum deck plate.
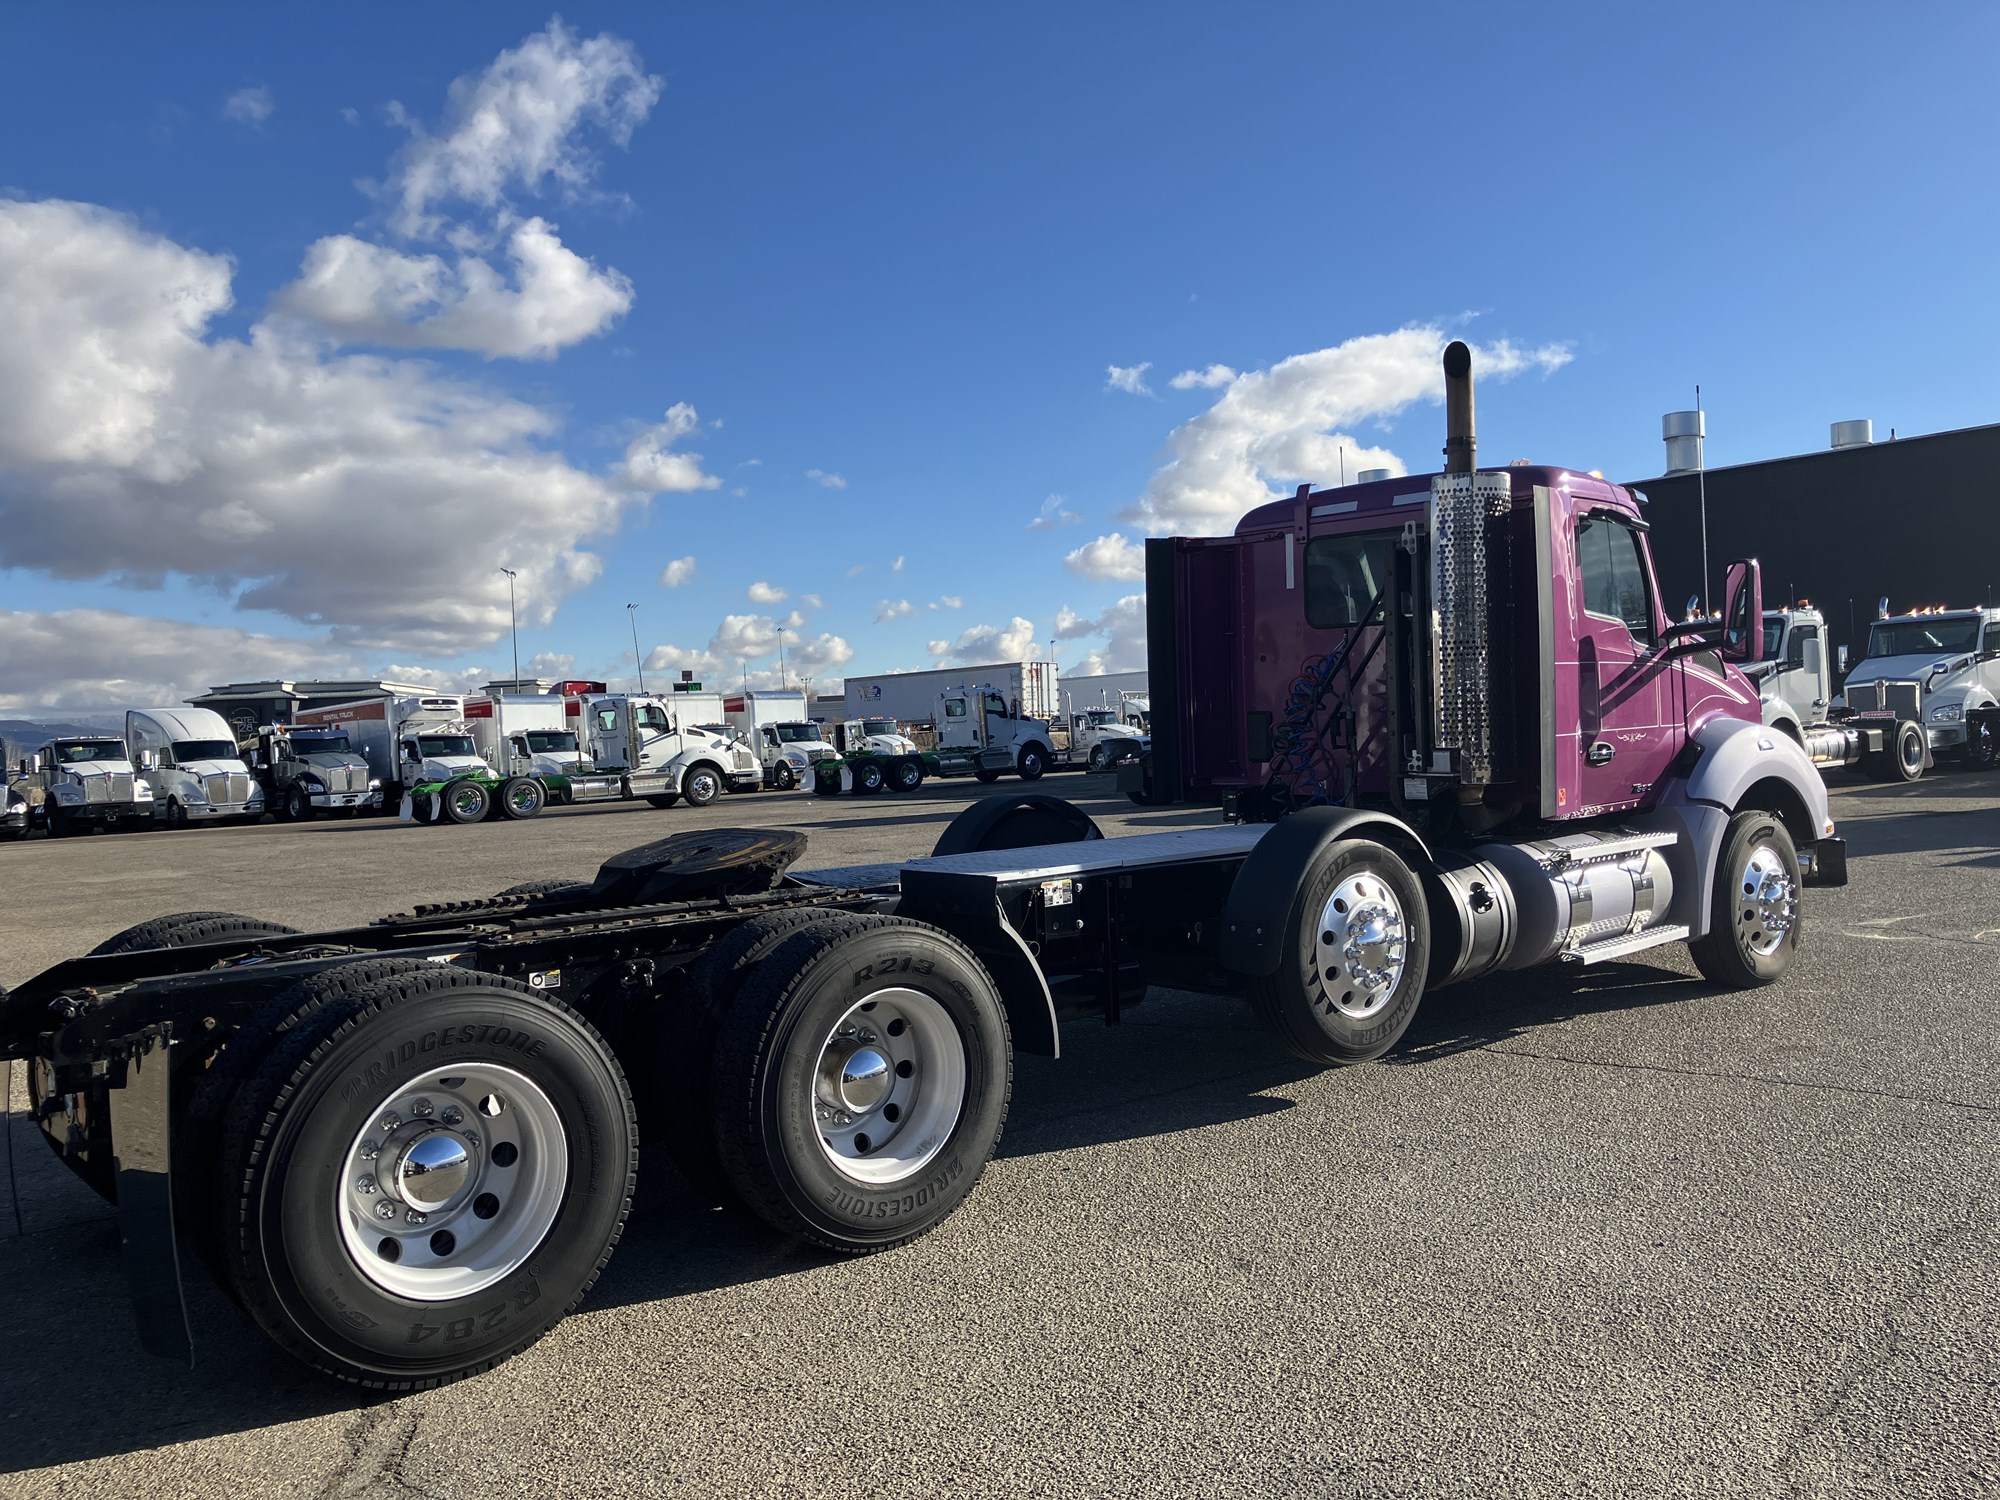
[793,822,1269,894]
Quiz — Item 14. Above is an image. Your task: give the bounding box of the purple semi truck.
[2,344,1844,1389]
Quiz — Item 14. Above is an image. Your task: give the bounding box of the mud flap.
[110,1032,194,1365]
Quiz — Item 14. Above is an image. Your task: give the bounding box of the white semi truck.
[1837,603,2000,767]
[125,708,265,828]
[843,659,1059,727]
[295,694,522,824]
[562,689,762,807]
[8,735,154,836]
[813,684,1065,793]
[1069,694,1150,771]
[723,690,837,790]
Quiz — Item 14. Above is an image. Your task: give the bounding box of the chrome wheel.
[505,779,543,816]
[337,1063,568,1301]
[448,782,488,820]
[1737,844,1797,958]
[1313,871,1408,1020]
[812,987,965,1187]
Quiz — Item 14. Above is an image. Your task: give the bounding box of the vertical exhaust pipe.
[1442,340,1475,475]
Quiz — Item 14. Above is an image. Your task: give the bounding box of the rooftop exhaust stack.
[1356,467,1392,483]
[1662,410,1705,474]
[1830,419,1873,450]
[1442,341,1475,474]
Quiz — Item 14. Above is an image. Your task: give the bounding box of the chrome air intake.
[1429,471,1512,785]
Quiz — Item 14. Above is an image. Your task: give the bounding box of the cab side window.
[634,705,670,732]
[595,709,619,734]
[1576,514,1657,646]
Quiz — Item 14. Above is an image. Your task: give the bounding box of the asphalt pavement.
[1,769,1995,1498]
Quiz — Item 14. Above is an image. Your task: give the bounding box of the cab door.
[1573,511,1680,811]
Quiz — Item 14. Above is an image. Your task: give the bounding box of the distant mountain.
[1,717,123,743]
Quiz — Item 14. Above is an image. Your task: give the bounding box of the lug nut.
[411,1098,435,1118]
[379,1111,402,1132]
[405,1208,428,1226]
[374,1201,398,1221]
[355,1175,377,1195]
[439,1105,464,1126]
[357,1141,380,1161]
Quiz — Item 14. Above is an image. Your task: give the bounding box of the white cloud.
[1170,363,1237,390]
[928,616,1038,667]
[747,580,788,604]
[806,468,847,489]
[660,556,697,587]
[1125,324,1571,533]
[845,564,866,578]
[0,608,355,714]
[223,85,274,126]
[1064,533,1148,582]
[274,217,634,359]
[0,198,648,652]
[341,107,361,126]
[874,598,916,623]
[615,404,720,493]
[891,555,905,573]
[382,19,661,239]
[646,616,853,690]
[800,593,823,610]
[1027,493,1084,531]
[1055,594,1147,675]
[937,595,963,609]
[1106,362,1153,397]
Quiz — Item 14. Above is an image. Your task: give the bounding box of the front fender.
[1218,807,1429,978]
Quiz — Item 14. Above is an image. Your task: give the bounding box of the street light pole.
[499,568,519,686]
[627,604,646,694]
[776,625,787,690]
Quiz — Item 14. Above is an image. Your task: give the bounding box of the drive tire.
[682,763,724,808]
[711,916,1011,1253]
[1248,839,1430,1066]
[443,781,491,824]
[1016,745,1048,781]
[498,776,546,821]
[889,757,924,792]
[1689,811,1801,988]
[853,760,886,795]
[658,909,871,1206]
[216,964,636,1390]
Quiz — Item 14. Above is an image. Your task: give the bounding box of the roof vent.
[1830,419,1873,450]
[1356,468,1391,483]
[1662,410,1704,474]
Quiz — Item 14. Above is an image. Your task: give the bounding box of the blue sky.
[2,3,1995,712]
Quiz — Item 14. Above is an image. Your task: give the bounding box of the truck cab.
[17,736,154,836]
[1749,606,1831,741]
[252,725,380,821]
[1838,605,2000,761]
[935,689,1056,781]
[1069,705,1147,771]
[125,707,264,828]
[839,716,919,757]
[752,721,838,790]
[567,692,761,800]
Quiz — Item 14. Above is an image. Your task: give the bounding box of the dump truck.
[3,344,1847,1393]
[247,724,382,821]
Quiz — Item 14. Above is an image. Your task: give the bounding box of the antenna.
[499,567,520,687]
[1695,384,1711,615]
[627,604,646,694]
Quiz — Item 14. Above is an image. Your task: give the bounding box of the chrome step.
[1560,923,1691,965]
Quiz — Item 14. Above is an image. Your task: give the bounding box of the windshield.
[1082,710,1118,727]
[416,735,477,758]
[522,730,577,754]
[1760,616,1786,661]
[773,722,822,743]
[55,740,127,764]
[860,719,897,737]
[290,733,351,754]
[171,739,238,762]
[1867,617,1980,658]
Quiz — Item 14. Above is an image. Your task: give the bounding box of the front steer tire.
[711,917,1012,1253]
[216,963,636,1389]
[1689,811,1802,989]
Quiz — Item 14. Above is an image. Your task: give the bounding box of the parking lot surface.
[2,771,1996,1498]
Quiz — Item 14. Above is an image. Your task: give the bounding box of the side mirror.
[1718,559,1762,664]
[135,749,157,772]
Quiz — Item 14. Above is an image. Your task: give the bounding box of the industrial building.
[1629,415,2000,659]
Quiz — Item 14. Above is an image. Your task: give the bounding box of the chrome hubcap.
[1738,844,1797,957]
[1313,872,1407,1020]
[812,988,965,1186]
[451,784,484,817]
[338,1063,567,1301]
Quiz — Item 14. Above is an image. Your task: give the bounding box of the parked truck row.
[2,342,1853,1393]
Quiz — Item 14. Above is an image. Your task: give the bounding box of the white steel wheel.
[336,1063,568,1302]
[811,987,966,1187]
[1313,870,1409,1020]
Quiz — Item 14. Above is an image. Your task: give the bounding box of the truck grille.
[1846,681,1886,714]
[326,765,365,794]
[206,772,253,805]
[82,775,135,804]
[1848,681,1920,718]
[806,749,837,763]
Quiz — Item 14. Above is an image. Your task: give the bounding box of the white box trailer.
[843,660,1058,727]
